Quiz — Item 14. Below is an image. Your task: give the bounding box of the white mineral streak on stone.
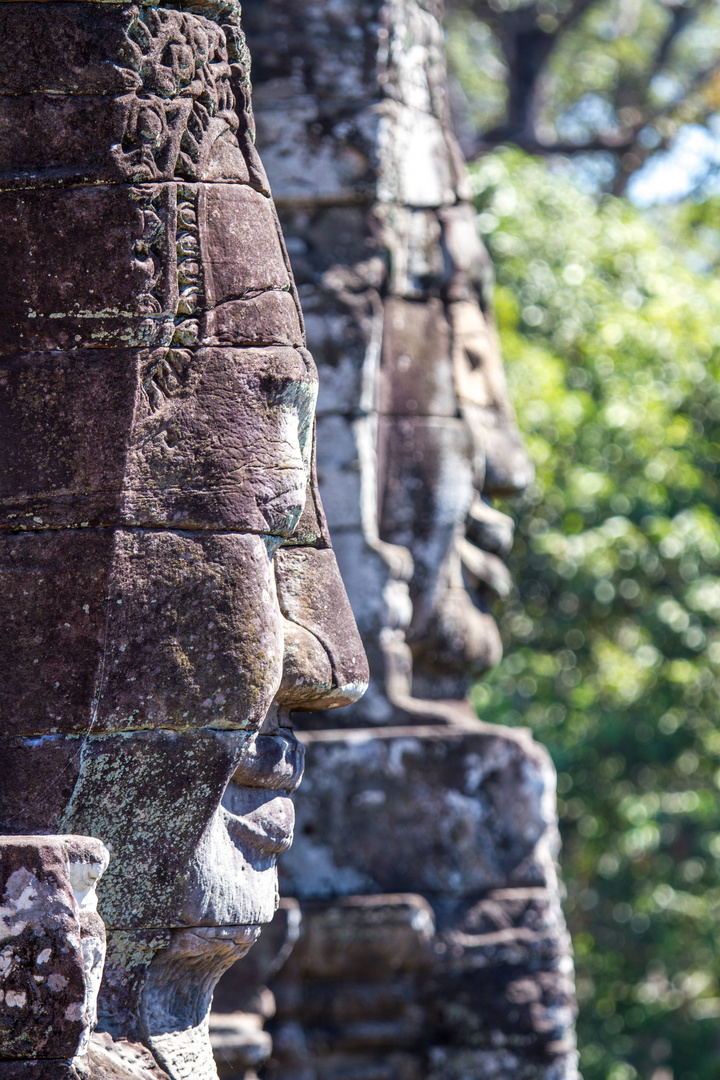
[1,869,67,939]
[0,870,42,940]
[0,946,13,977]
[80,928,106,1037]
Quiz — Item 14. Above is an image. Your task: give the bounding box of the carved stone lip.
[222,793,296,856]
[459,538,513,599]
[222,732,303,856]
[461,499,516,600]
[466,497,515,557]
[230,730,305,794]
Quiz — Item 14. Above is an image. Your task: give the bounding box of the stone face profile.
[0,2,366,1077]
[207,1,579,1077]
[241,0,534,726]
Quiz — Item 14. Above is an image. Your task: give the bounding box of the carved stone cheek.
[0,529,284,738]
[0,177,315,536]
[124,346,318,535]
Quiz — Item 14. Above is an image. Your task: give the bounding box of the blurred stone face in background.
[209,4,578,1080]
[377,234,534,702]
[241,0,534,725]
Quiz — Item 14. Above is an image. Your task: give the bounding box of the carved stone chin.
[140,927,261,1080]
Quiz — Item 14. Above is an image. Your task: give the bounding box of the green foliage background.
[470,150,720,1080]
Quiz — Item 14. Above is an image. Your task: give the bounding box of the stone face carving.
[208,1,578,1077]
[240,0,534,722]
[0,2,366,1077]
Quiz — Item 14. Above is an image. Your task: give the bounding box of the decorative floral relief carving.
[113,7,248,182]
[131,184,177,317]
[175,183,203,315]
[142,347,195,412]
[142,184,203,410]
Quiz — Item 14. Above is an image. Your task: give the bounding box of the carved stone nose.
[482,414,535,496]
[274,546,370,713]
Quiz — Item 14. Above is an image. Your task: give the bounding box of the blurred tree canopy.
[470,148,720,1080]
[446,0,720,192]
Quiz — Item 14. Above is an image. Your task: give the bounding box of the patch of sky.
[555,93,618,146]
[629,119,720,206]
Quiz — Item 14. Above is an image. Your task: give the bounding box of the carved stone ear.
[0,835,109,1064]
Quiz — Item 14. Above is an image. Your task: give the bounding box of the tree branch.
[456,0,718,189]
